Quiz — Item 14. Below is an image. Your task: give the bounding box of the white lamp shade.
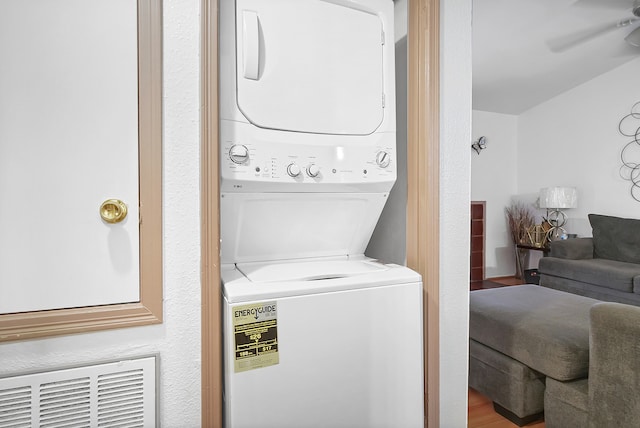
[539,187,578,209]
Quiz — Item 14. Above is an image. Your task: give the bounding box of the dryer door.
[235,0,385,135]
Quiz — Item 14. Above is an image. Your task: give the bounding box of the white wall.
[472,58,640,276]
[394,0,407,43]
[0,1,202,425]
[471,111,518,277]
[518,57,640,237]
[440,0,472,425]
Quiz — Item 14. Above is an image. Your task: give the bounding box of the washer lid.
[235,0,385,135]
[222,258,422,303]
[237,259,388,283]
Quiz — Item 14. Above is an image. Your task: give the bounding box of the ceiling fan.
[548,0,640,52]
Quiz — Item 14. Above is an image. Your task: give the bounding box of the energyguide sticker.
[233,301,279,373]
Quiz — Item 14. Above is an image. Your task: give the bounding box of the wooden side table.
[515,243,550,280]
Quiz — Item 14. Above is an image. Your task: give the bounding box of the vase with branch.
[505,202,535,279]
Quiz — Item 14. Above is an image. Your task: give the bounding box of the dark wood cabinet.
[470,201,486,283]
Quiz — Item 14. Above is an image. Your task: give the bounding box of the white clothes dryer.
[219,0,397,200]
[222,257,424,428]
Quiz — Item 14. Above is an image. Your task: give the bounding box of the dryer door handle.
[242,11,260,80]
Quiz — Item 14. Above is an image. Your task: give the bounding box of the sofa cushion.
[549,238,593,259]
[544,378,588,428]
[588,302,640,427]
[545,377,588,413]
[469,285,599,381]
[589,214,640,264]
[539,257,640,293]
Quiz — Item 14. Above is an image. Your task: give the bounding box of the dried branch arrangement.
[505,202,535,245]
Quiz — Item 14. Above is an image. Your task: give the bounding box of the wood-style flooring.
[470,276,524,290]
[468,388,545,428]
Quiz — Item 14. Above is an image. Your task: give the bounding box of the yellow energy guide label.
[233,301,279,373]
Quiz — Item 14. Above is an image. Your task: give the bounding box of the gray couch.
[469,285,640,426]
[538,214,640,306]
[545,302,640,427]
[469,285,597,425]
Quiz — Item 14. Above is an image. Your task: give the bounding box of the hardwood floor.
[468,388,545,428]
[470,276,524,290]
[488,276,526,286]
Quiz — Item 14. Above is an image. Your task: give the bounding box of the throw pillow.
[589,214,640,264]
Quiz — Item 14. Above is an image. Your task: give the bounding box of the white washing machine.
[219,0,424,426]
[222,257,423,428]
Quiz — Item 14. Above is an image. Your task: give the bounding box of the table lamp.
[539,187,578,240]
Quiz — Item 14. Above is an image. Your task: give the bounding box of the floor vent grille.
[0,356,156,428]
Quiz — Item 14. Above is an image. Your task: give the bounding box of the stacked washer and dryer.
[219,0,424,426]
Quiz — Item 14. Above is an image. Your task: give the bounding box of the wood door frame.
[200,0,221,423]
[407,0,440,426]
[200,0,440,425]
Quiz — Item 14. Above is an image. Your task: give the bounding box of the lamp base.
[547,226,567,241]
[546,209,568,241]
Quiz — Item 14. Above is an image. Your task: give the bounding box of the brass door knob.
[100,199,128,223]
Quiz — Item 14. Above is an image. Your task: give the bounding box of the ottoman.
[469,285,600,425]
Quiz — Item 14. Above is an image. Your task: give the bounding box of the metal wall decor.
[472,136,487,154]
[619,101,640,202]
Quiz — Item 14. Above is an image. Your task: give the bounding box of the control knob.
[306,164,320,178]
[376,151,391,168]
[229,144,249,164]
[287,163,301,177]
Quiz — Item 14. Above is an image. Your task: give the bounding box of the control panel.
[220,121,397,193]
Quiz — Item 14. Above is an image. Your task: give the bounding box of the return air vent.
[0,385,31,427]
[40,377,91,426]
[0,356,157,428]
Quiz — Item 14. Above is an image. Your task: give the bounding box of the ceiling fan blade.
[547,18,637,52]
[625,25,640,46]
[572,0,632,10]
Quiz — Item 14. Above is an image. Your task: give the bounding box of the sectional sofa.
[469,214,640,426]
[538,214,640,305]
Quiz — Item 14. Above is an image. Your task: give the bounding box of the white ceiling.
[473,0,640,115]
